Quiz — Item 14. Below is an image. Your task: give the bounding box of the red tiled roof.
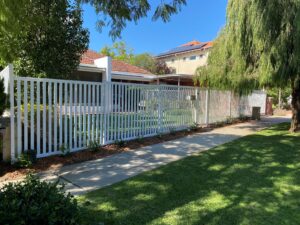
[181,40,202,47]
[181,40,213,48]
[202,41,213,49]
[111,60,152,75]
[80,49,105,64]
[80,50,152,75]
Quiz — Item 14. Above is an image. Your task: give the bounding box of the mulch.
[0,118,249,183]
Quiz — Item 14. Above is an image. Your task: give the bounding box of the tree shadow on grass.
[80,123,300,225]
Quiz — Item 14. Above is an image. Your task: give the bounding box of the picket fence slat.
[36,81,41,154]
[42,81,46,154]
[54,82,57,152]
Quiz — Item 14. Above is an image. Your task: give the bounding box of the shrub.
[0,175,82,225]
[59,144,70,156]
[15,149,37,168]
[190,122,199,131]
[169,127,176,135]
[115,139,126,147]
[88,140,100,152]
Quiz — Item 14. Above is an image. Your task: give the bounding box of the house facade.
[73,50,197,87]
[74,50,156,83]
[155,40,213,75]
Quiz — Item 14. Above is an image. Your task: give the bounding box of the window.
[199,54,205,58]
[183,57,186,61]
[171,58,175,63]
[189,55,196,60]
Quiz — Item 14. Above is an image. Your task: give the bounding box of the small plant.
[215,121,225,127]
[115,139,126,148]
[15,150,37,168]
[239,114,249,121]
[0,174,82,225]
[88,140,100,152]
[137,135,144,142]
[169,127,176,136]
[156,132,163,139]
[59,144,70,156]
[225,117,234,124]
[190,122,199,131]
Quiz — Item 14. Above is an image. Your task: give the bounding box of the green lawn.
[79,123,300,225]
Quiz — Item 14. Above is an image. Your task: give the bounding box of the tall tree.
[13,0,89,78]
[100,41,134,62]
[131,53,156,73]
[79,0,186,38]
[0,0,89,78]
[196,0,300,132]
[0,0,28,62]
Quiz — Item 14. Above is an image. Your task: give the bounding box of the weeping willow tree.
[196,0,300,132]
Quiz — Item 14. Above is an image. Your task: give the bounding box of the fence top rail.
[11,75,266,95]
[12,75,200,90]
[110,82,198,89]
[13,76,99,86]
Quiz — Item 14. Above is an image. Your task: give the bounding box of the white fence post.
[205,88,210,126]
[229,91,232,118]
[0,64,16,162]
[157,85,162,133]
[194,88,199,124]
[8,65,15,162]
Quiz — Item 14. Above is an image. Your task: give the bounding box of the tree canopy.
[17,0,89,78]
[100,41,134,62]
[79,0,186,38]
[0,0,89,78]
[196,0,300,131]
[100,42,173,74]
[0,0,28,62]
[197,0,300,91]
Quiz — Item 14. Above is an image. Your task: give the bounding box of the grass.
[79,123,300,225]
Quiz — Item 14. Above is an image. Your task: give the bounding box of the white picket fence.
[1,66,267,162]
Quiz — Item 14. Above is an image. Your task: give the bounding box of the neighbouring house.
[75,49,196,86]
[74,50,156,84]
[155,40,213,75]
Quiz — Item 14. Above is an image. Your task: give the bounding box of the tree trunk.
[290,78,300,132]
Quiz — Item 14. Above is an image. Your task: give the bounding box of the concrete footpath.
[37,116,289,195]
[0,117,276,195]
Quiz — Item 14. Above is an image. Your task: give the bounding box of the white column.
[94,56,112,82]
[8,65,15,162]
[0,64,16,162]
[94,56,112,113]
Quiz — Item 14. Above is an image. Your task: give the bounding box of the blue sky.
[82,0,228,55]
